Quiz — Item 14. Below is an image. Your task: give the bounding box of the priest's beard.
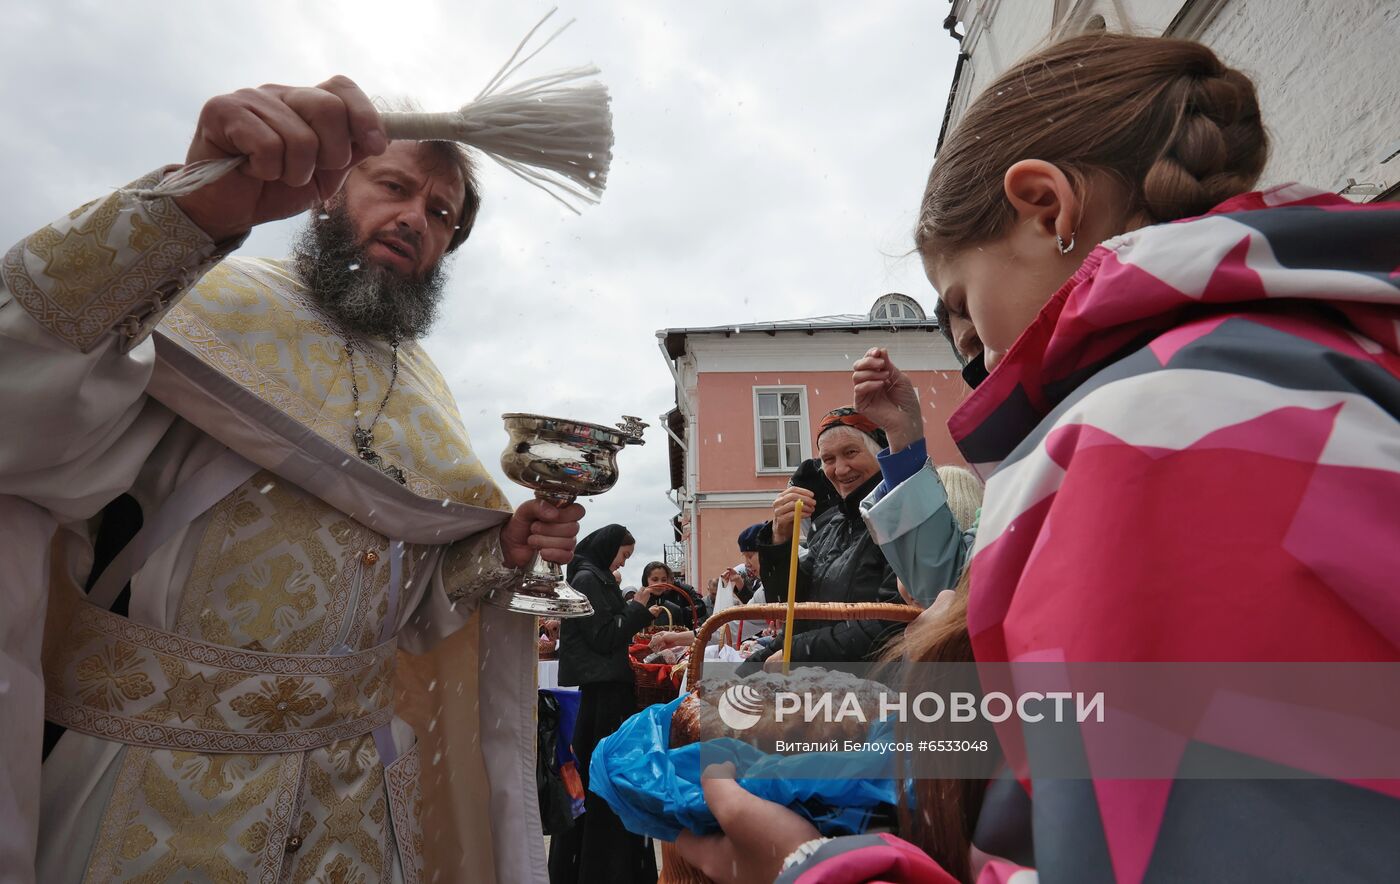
[292,204,447,341]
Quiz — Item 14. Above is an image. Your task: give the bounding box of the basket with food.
[634,582,699,637]
[594,602,921,883]
[629,583,698,709]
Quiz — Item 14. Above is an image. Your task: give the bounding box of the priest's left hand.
[500,499,585,568]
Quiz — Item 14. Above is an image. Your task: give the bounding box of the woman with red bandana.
[737,407,907,674]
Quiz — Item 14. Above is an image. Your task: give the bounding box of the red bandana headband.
[816,407,889,449]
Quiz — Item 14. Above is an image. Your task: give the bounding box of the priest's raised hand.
[175,76,388,241]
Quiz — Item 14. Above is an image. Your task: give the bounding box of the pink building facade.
[657,294,967,588]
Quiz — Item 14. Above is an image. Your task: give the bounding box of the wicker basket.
[684,601,919,682]
[661,601,921,883]
[634,583,699,638]
[629,584,699,710]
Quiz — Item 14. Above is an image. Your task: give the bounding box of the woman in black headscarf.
[549,524,660,883]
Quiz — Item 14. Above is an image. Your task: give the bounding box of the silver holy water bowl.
[487,413,647,618]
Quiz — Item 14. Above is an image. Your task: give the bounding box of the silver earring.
[1056,232,1076,255]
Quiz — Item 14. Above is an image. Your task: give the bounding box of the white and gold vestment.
[0,169,547,883]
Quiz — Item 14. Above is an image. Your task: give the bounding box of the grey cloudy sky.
[0,0,957,585]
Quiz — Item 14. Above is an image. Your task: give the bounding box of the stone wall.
[946,0,1399,197]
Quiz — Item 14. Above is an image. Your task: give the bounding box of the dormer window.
[869,293,927,322]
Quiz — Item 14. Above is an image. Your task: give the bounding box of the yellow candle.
[781,499,803,676]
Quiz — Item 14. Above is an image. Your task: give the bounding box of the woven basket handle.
[686,602,920,683]
[646,582,697,622]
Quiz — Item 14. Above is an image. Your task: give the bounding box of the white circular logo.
[716,683,765,731]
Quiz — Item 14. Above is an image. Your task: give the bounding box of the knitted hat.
[737,522,766,552]
[936,465,984,533]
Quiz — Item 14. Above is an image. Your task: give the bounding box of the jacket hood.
[948,185,1400,476]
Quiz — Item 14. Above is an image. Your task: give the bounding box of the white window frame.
[752,386,811,475]
[874,302,918,320]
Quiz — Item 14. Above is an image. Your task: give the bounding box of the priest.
[0,76,578,883]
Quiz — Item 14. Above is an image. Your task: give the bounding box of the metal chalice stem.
[488,414,647,618]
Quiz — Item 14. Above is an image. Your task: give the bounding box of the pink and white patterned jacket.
[782,186,1400,884]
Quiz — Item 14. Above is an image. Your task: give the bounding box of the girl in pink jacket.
[676,31,1400,884]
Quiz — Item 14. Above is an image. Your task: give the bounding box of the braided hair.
[1140,63,1266,221]
[916,33,1268,255]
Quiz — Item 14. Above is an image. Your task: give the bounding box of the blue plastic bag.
[590,695,898,842]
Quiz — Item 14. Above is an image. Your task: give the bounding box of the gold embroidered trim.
[81,746,150,884]
[258,753,307,884]
[70,599,395,675]
[46,692,394,754]
[385,743,425,884]
[1,168,223,353]
[45,603,396,753]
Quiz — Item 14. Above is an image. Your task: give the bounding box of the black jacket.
[558,562,654,687]
[750,473,904,665]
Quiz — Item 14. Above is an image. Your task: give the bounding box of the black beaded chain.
[346,337,407,485]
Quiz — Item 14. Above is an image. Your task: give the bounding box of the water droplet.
[441,498,451,507]
[317,212,330,221]
[259,482,274,494]
[428,679,437,691]
[587,171,597,180]
[717,433,723,443]
[348,262,361,271]
[453,225,461,230]
[433,751,443,764]
[353,409,363,418]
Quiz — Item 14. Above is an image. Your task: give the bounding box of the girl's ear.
[1003,160,1079,250]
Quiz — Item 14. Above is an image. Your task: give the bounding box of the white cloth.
[536,659,575,692]
[709,574,770,646]
[702,645,745,663]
